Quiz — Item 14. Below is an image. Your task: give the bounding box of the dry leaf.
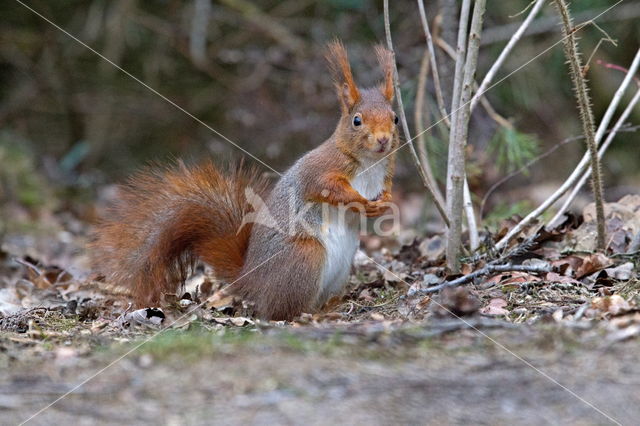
[604,262,635,281]
[370,312,385,321]
[418,235,445,260]
[551,256,584,276]
[205,292,236,310]
[212,317,254,327]
[552,309,564,322]
[590,295,632,316]
[575,253,613,278]
[480,298,509,316]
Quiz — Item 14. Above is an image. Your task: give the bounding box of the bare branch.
[482,2,640,45]
[495,47,640,251]
[479,125,640,219]
[549,57,640,226]
[417,0,450,126]
[470,0,546,111]
[383,0,450,227]
[446,0,486,271]
[436,36,514,132]
[464,181,479,250]
[414,48,446,209]
[549,87,640,229]
[448,0,472,128]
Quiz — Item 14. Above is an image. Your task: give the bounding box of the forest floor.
[1,195,640,425]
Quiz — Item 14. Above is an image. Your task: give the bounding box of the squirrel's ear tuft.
[325,39,360,110]
[375,44,394,102]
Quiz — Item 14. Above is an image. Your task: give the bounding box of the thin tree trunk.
[446,0,486,271]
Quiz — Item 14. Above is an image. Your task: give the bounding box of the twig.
[414,47,431,168]
[495,47,640,251]
[549,60,640,226]
[448,0,471,130]
[417,0,450,126]
[14,257,44,277]
[480,124,640,219]
[446,0,486,271]
[189,0,212,65]
[436,36,514,131]
[549,87,640,228]
[470,0,546,112]
[411,263,552,295]
[434,28,500,253]
[553,0,606,250]
[481,2,640,45]
[464,180,479,250]
[383,0,450,226]
[414,48,446,209]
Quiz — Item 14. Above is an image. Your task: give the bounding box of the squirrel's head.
[326,40,398,158]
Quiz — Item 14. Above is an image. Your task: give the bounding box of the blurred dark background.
[1,0,639,235]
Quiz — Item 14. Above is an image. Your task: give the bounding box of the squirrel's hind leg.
[228,236,325,321]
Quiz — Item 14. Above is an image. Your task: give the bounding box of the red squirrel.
[90,41,399,320]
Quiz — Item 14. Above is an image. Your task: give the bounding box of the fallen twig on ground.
[410,263,553,295]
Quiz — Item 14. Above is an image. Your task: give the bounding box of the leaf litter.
[0,195,639,362]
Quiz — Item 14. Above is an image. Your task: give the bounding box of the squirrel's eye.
[394,114,399,125]
[353,115,362,127]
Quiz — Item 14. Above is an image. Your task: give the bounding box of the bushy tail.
[90,160,269,306]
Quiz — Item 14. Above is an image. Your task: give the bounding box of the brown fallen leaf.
[370,312,385,321]
[545,272,581,285]
[575,253,613,279]
[205,292,236,310]
[484,272,542,289]
[551,255,584,276]
[480,298,509,316]
[589,295,632,317]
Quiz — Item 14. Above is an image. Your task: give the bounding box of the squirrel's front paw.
[365,200,391,217]
[380,191,392,203]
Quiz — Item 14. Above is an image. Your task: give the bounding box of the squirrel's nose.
[377,136,389,146]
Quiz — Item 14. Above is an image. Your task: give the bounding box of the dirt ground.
[1,318,639,426]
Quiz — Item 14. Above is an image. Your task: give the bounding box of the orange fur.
[90,161,268,306]
[374,45,395,102]
[326,39,361,110]
[229,235,325,320]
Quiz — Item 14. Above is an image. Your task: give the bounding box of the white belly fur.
[316,158,388,305]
